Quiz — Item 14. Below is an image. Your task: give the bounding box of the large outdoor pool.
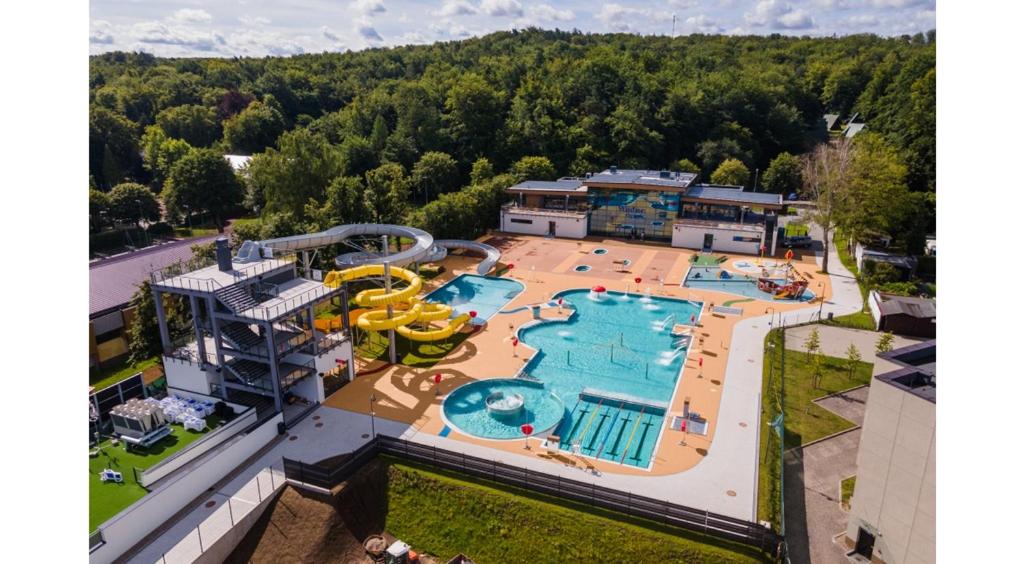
[683,266,815,302]
[442,379,565,440]
[425,274,525,322]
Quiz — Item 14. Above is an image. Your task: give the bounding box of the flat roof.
[876,340,936,403]
[508,178,586,193]
[90,235,219,317]
[153,257,293,293]
[584,169,698,191]
[234,278,341,321]
[875,292,936,319]
[684,184,784,207]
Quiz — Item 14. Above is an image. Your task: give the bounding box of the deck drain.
[315,422,324,428]
[592,248,608,255]
[313,415,321,420]
[574,264,592,272]
[726,490,736,497]
[289,435,298,441]
[696,448,708,456]
[739,422,748,428]
[361,433,370,439]
[710,379,721,385]
[205,501,216,508]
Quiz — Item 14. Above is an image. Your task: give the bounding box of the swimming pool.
[442,379,565,440]
[425,274,525,321]
[517,289,702,468]
[683,266,815,302]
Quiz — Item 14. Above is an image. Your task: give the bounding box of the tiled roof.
[90,235,219,317]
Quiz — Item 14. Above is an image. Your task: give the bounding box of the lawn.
[89,356,160,392]
[382,459,767,563]
[173,226,220,238]
[757,328,874,529]
[841,476,856,511]
[89,416,223,531]
[358,328,471,368]
[784,223,809,237]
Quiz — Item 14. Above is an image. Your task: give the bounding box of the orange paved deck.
[322,234,829,476]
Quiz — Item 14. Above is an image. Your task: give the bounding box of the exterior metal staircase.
[215,284,259,314]
[220,322,264,353]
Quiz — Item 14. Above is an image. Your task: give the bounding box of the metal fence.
[283,436,782,555]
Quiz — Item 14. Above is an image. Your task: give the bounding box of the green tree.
[155,104,220,147]
[697,137,751,174]
[711,158,750,187]
[876,332,895,354]
[246,129,341,218]
[369,114,390,152]
[339,136,379,177]
[108,183,161,225]
[673,158,700,174]
[305,175,369,229]
[222,101,286,154]
[837,133,911,248]
[126,281,190,363]
[845,343,862,380]
[90,106,140,188]
[812,353,825,389]
[363,163,410,224]
[762,152,802,195]
[804,326,821,361]
[163,149,243,232]
[511,156,556,181]
[411,151,460,204]
[802,140,854,274]
[444,73,503,161]
[470,157,495,185]
[89,189,111,232]
[142,125,195,188]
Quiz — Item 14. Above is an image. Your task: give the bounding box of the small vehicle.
[783,235,813,249]
[786,192,799,201]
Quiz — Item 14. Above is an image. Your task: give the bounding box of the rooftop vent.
[215,237,232,272]
[609,165,618,174]
[659,170,670,179]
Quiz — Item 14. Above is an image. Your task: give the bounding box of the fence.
[283,436,782,555]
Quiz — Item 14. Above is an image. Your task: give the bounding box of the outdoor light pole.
[369,393,377,438]
[817,282,825,320]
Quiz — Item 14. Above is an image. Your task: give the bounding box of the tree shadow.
[783,449,812,564]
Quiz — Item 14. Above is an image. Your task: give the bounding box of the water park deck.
[322,234,832,480]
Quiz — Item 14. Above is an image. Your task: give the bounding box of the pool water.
[683,266,815,302]
[442,379,565,440]
[425,274,525,321]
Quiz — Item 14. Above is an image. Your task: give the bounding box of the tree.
[762,152,802,195]
[812,353,825,389]
[163,149,244,232]
[369,114,390,152]
[511,156,556,181]
[411,151,459,204]
[246,129,342,218]
[876,332,895,354]
[339,136,379,177]
[470,157,495,185]
[155,104,220,147]
[801,139,854,274]
[305,175,369,230]
[142,125,194,188]
[126,281,190,363]
[108,183,161,225]
[222,101,286,154]
[89,189,111,232]
[90,106,140,188]
[673,158,700,174]
[697,137,751,174]
[804,327,821,361]
[845,343,862,380]
[444,73,503,161]
[836,133,911,248]
[711,158,750,187]
[363,163,410,224]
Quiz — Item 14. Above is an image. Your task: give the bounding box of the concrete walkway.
[785,324,923,359]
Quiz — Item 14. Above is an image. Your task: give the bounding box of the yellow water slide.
[322,264,472,342]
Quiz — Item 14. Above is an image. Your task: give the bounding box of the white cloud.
[239,15,271,26]
[171,8,213,24]
[358,22,384,42]
[528,4,575,23]
[350,0,387,15]
[683,14,724,34]
[871,0,930,7]
[745,1,815,30]
[228,28,308,56]
[322,26,342,42]
[437,0,478,17]
[90,20,114,44]
[668,0,699,8]
[134,21,225,51]
[480,0,524,18]
[777,9,813,29]
[597,3,670,33]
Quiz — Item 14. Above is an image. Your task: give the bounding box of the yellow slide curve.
[323,264,472,342]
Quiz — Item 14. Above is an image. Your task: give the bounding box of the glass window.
[587,189,679,240]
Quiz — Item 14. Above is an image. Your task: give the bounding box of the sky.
[89,0,937,58]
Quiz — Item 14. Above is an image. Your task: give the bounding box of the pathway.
[785,324,923,359]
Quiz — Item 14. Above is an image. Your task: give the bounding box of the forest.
[88,28,935,254]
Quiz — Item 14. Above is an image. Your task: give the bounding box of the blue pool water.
[683,266,815,302]
[442,379,566,440]
[425,274,525,321]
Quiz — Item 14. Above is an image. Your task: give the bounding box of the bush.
[146,221,174,236]
[878,281,919,296]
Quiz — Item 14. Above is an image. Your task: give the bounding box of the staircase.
[220,322,264,353]
[216,284,259,314]
[224,358,272,389]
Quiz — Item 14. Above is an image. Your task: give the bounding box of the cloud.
[171,8,213,24]
[437,0,478,17]
[668,0,699,8]
[239,15,271,26]
[528,4,575,23]
[350,0,387,15]
[480,0,524,18]
[597,3,669,33]
[228,28,308,56]
[322,26,342,42]
[745,1,815,30]
[358,22,384,42]
[134,21,225,51]
[90,20,114,44]
[683,14,724,34]
[871,0,931,7]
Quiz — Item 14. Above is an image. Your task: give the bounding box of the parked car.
[783,235,813,248]
[786,192,799,201]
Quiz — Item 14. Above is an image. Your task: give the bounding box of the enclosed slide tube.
[323,264,472,342]
[236,224,436,267]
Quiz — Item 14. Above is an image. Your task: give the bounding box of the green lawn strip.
[359,329,470,368]
[173,226,220,238]
[381,458,767,563]
[784,224,809,237]
[90,357,160,391]
[823,311,876,331]
[780,348,873,449]
[89,416,224,531]
[841,476,856,511]
[757,330,784,530]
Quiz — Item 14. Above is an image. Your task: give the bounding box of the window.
[510,218,533,224]
[732,235,761,243]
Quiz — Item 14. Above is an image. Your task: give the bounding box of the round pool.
[574,264,592,272]
[592,248,608,255]
[442,379,566,440]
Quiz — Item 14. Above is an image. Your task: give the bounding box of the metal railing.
[236,284,340,321]
[283,436,782,554]
[316,330,349,354]
[89,529,104,552]
[501,203,589,217]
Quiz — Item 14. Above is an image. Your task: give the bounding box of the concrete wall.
[868,290,884,330]
[163,355,214,395]
[138,408,259,487]
[500,209,588,239]
[91,414,284,564]
[845,373,936,564]
[671,223,764,255]
[193,483,282,564]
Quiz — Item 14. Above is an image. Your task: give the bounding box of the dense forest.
[89,28,935,252]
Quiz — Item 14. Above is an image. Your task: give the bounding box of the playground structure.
[757,277,809,300]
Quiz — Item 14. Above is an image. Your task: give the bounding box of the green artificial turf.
[358,329,470,367]
[382,460,767,563]
[89,416,223,531]
[89,357,160,392]
[841,476,856,511]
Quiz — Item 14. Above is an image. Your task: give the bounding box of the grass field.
[359,328,471,367]
[382,459,768,563]
[757,328,874,528]
[89,357,160,392]
[841,476,856,511]
[89,417,222,531]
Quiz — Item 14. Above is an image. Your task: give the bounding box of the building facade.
[844,341,936,564]
[499,168,785,255]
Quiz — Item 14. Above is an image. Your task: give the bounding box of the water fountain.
[485,391,525,417]
[656,343,689,365]
[640,287,654,303]
[557,330,574,339]
[588,285,608,301]
[651,313,676,331]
